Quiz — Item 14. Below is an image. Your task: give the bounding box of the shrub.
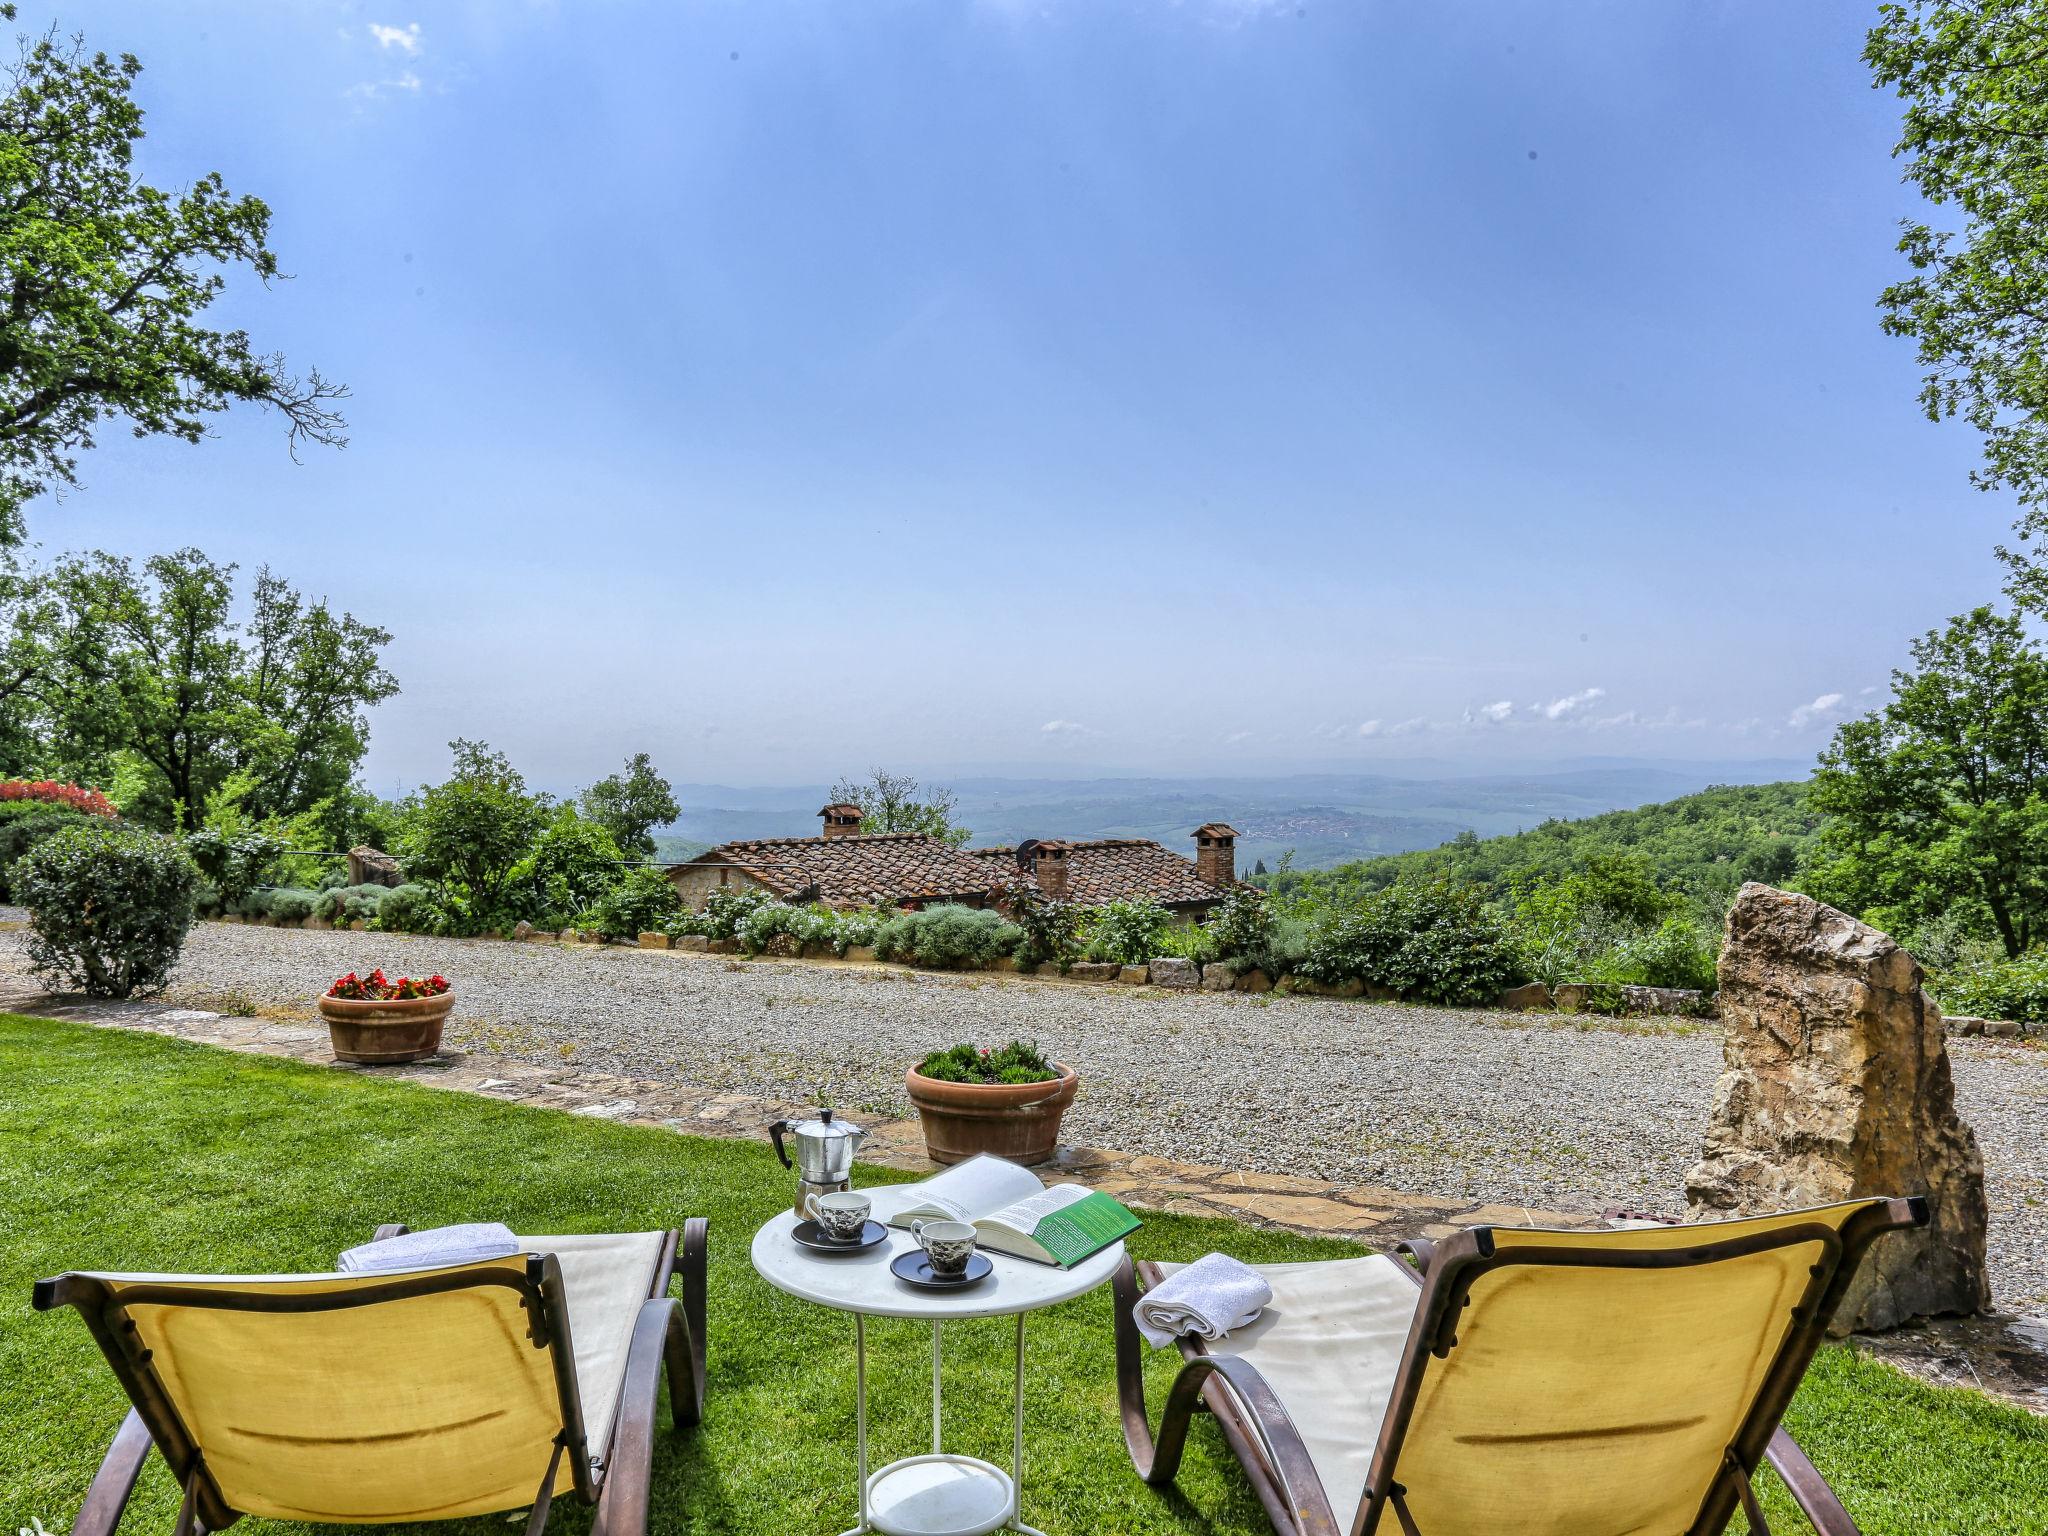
[315,883,389,926]
[1938,951,2048,1024]
[508,809,627,929]
[1152,920,1218,965]
[263,886,320,923]
[1298,880,1522,1005]
[1003,880,1084,969]
[1084,897,1172,966]
[185,826,288,910]
[685,885,776,941]
[916,1039,1059,1085]
[1208,887,1272,964]
[581,866,682,942]
[831,906,887,953]
[0,802,96,900]
[0,778,116,816]
[1585,914,1719,992]
[738,900,830,955]
[377,882,448,935]
[397,740,549,933]
[875,904,1022,969]
[15,821,200,997]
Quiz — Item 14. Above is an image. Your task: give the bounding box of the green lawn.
[2,1013,2042,1536]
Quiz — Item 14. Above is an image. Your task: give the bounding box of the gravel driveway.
[7,918,2044,1310]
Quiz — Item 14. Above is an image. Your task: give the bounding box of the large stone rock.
[1233,968,1273,993]
[1496,981,1552,1011]
[1685,884,1990,1332]
[1067,961,1120,982]
[1117,964,1149,985]
[1199,962,1237,991]
[346,845,404,888]
[512,920,536,941]
[1148,957,1199,988]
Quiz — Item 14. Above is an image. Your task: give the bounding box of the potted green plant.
[318,969,454,1063]
[905,1040,1078,1165]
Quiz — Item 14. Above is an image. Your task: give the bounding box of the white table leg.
[932,1319,943,1454]
[1007,1312,1045,1536]
[836,1313,870,1536]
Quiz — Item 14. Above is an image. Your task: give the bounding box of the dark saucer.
[890,1249,993,1291]
[793,1218,888,1254]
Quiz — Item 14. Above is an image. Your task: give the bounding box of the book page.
[985,1182,1092,1234]
[871,1153,1044,1227]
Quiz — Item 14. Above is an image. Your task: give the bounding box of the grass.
[2,1013,2044,1536]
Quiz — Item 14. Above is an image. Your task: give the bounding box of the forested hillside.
[1261,782,1821,913]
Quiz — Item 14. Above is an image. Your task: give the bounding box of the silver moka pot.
[768,1108,866,1217]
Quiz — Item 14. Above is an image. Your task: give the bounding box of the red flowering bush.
[0,780,116,817]
[326,969,451,1001]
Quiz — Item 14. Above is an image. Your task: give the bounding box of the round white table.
[751,1208,1124,1536]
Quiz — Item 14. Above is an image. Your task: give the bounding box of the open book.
[869,1154,1140,1269]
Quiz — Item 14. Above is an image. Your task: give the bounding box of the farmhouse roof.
[970,838,1228,908]
[692,832,999,906]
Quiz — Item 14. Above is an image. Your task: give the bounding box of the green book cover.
[1029,1189,1141,1268]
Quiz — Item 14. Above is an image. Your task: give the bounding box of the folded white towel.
[1134,1251,1273,1348]
[338,1222,521,1274]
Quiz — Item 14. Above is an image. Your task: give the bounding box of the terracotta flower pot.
[317,991,455,1063]
[904,1062,1079,1166]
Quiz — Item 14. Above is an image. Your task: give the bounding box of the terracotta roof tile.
[1192,822,1240,839]
[696,833,999,906]
[968,838,1229,909]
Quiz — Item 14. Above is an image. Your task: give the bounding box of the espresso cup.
[910,1217,978,1275]
[805,1190,872,1241]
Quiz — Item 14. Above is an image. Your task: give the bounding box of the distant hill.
[1262,781,1822,908]
[656,761,1810,872]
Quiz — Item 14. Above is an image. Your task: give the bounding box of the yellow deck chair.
[34,1220,707,1536]
[1114,1197,1926,1536]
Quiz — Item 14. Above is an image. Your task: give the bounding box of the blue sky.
[21,1,2018,792]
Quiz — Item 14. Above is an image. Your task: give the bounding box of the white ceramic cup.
[804,1189,872,1240]
[910,1217,978,1275]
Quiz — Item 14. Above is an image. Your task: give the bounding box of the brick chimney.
[1027,840,1072,900]
[819,802,864,839]
[1192,823,1238,887]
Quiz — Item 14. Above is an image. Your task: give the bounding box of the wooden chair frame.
[1114,1199,1926,1536]
[34,1218,709,1536]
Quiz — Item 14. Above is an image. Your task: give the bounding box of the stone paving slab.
[6,978,2042,1413]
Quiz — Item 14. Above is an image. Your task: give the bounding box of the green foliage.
[0,24,347,539]
[679,885,774,941]
[1865,2,2048,609]
[14,820,198,996]
[828,768,972,847]
[1807,607,2048,958]
[1151,920,1218,965]
[1002,879,1084,969]
[1504,865,1720,991]
[257,886,318,923]
[915,1039,1059,1085]
[508,807,625,929]
[580,866,681,942]
[579,752,679,860]
[1583,914,1720,992]
[874,904,1021,969]
[1264,782,1818,918]
[183,821,287,909]
[375,882,446,936]
[1297,880,1522,1005]
[397,740,548,934]
[1084,897,1173,966]
[0,799,91,898]
[44,552,393,830]
[1208,887,1273,965]
[314,883,388,926]
[1937,950,2048,1024]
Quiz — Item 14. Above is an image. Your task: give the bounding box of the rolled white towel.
[339,1222,521,1274]
[1134,1251,1273,1348]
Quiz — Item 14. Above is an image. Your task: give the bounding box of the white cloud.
[1469,699,1514,725]
[1040,719,1087,735]
[389,69,422,92]
[370,22,422,54]
[1222,730,1254,745]
[1355,719,1382,738]
[1536,686,1606,721]
[1387,717,1428,737]
[1788,692,1846,728]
